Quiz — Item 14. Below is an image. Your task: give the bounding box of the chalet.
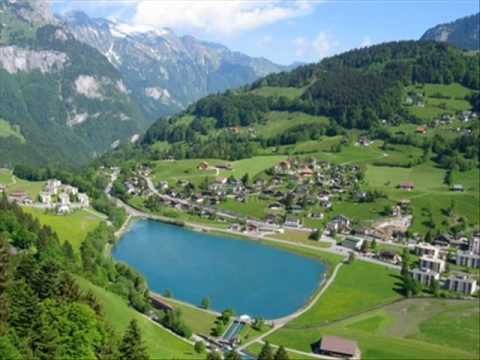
[420,255,446,273]
[327,215,351,234]
[399,182,415,191]
[8,192,31,205]
[415,242,439,258]
[416,127,427,134]
[447,275,478,295]
[342,236,364,251]
[433,234,453,247]
[410,268,440,286]
[451,184,464,192]
[315,336,361,359]
[229,224,242,232]
[215,177,228,185]
[310,212,324,220]
[159,181,169,190]
[290,204,303,214]
[378,251,402,265]
[268,203,284,211]
[197,161,209,171]
[299,167,314,177]
[284,216,301,228]
[456,251,480,269]
[216,163,232,171]
[357,137,373,146]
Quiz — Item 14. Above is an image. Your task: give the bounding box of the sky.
[51,0,479,65]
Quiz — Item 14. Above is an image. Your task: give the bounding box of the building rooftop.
[320,336,359,356]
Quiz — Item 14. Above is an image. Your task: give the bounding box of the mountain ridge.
[421,13,479,51]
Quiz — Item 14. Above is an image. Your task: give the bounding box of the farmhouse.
[378,251,402,265]
[456,251,480,269]
[399,182,415,191]
[420,255,446,273]
[410,268,440,286]
[447,275,478,295]
[315,336,361,359]
[327,215,351,234]
[39,192,52,206]
[451,184,464,192]
[78,193,90,208]
[46,179,62,194]
[416,126,427,134]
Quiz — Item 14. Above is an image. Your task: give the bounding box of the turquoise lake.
[113,220,326,319]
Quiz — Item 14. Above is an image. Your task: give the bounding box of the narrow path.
[238,262,344,352]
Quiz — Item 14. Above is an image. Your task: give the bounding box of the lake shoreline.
[113,218,328,320]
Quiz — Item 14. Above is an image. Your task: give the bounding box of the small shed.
[315,335,361,359]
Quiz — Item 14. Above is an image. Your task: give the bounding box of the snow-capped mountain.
[61,11,289,120]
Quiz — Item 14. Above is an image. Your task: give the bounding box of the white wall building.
[410,268,440,286]
[470,236,480,255]
[415,242,439,258]
[447,275,478,295]
[456,251,480,269]
[420,255,446,273]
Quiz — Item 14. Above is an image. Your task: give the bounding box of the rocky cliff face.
[421,13,479,51]
[61,11,288,120]
[0,0,146,167]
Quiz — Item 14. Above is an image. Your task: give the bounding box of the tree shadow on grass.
[390,273,406,296]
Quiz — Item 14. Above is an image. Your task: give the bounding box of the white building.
[39,192,52,206]
[456,251,480,269]
[59,193,70,205]
[78,193,90,208]
[410,268,440,286]
[420,255,446,273]
[447,275,478,295]
[415,242,439,258]
[64,185,78,195]
[470,236,480,255]
[57,204,71,215]
[46,179,62,195]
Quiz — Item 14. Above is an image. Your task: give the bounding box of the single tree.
[274,345,289,360]
[194,341,206,354]
[258,341,274,360]
[119,320,149,360]
[201,297,211,310]
[206,350,222,360]
[347,252,356,264]
[0,233,10,334]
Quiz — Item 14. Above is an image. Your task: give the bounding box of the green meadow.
[75,277,198,359]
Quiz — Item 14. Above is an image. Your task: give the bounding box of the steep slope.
[61,11,288,120]
[421,13,479,51]
[0,0,147,167]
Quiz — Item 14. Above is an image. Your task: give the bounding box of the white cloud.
[131,0,319,35]
[294,31,339,61]
[313,31,338,59]
[360,36,372,48]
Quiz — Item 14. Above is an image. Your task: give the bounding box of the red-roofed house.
[315,336,361,359]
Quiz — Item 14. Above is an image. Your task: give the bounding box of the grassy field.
[406,83,475,121]
[219,196,271,219]
[5,177,45,198]
[267,298,478,360]
[0,118,25,143]
[365,163,480,234]
[24,208,102,250]
[0,168,13,184]
[270,230,332,249]
[75,277,198,359]
[255,112,329,138]
[162,298,218,336]
[251,86,305,99]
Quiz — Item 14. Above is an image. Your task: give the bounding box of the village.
[2,178,90,215]
[115,155,479,299]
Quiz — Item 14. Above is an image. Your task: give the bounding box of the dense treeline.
[254,41,480,90]
[12,165,127,228]
[0,196,149,359]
